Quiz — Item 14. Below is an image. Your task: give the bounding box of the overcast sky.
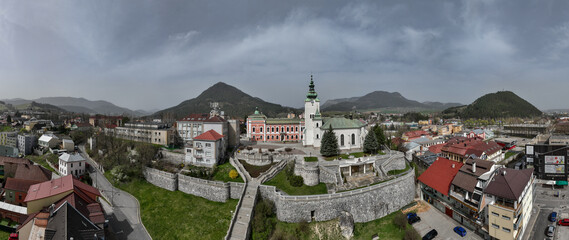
[1,0,569,111]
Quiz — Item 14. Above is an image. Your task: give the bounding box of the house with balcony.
[440,137,503,163]
[484,168,534,240]
[185,129,225,167]
[418,157,464,214]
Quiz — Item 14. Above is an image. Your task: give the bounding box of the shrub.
[289,175,304,187]
[284,147,292,152]
[247,146,253,151]
[268,148,275,152]
[404,227,421,240]
[229,169,239,179]
[393,211,407,230]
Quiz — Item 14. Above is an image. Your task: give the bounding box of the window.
[206,143,211,147]
[79,162,81,166]
[296,127,298,132]
[352,134,355,145]
[491,212,499,216]
[492,223,499,229]
[281,127,284,132]
[316,123,319,127]
[71,163,73,168]
[502,215,511,220]
[267,127,270,132]
[252,127,256,133]
[272,127,274,132]
[260,128,263,132]
[341,134,344,146]
[502,227,510,233]
[316,134,319,139]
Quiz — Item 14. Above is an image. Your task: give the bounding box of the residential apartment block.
[114,122,174,146]
[0,131,18,147]
[17,134,37,156]
[186,130,225,167]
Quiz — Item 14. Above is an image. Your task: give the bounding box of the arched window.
[341,134,344,146]
[252,127,256,133]
[352,134,356,145]
[282,127,284,132]
[267,127,270,132]
[296,127,298,132]
[272,127,274,132]
[316,134,319,139]
[287,127,289,132]
[316,123,319,127]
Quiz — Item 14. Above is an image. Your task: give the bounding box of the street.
[79,145,152,240]
[524,183,569,240]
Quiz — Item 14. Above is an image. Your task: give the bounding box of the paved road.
[525,183,569,240]
[79,145,152,240]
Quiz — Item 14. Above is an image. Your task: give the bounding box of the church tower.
[303,75,323,147]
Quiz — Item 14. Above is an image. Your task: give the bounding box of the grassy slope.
[116,179,238,240]
[263,170,328,195]
[212,162,244,183]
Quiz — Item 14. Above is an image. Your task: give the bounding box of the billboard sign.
[545,156,565,164]
[545,165,565,174]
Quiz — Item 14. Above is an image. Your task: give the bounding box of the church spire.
[306,75,318,100]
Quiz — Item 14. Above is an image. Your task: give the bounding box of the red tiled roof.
[429,144,444,154]
[441,137,501,158]
[180,113,210,121]
[24,175,100,203]
[75,122,92,128]
[404,130,430,139]
[204,116,226,123]
[193,129,224,141]
[418,157,464,196]
[4,178,41,193]
[53,192,105,225]
[0,156,31,166]
[14,164,52,182]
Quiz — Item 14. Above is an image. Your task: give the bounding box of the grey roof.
[484,168,533,200]
[321,117,365,130]
[59,153,85,163]
[45,202,104,240]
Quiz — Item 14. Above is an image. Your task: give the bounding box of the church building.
[246,76,367,151]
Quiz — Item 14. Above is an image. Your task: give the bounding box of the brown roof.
[204,116,226,123]
[452,172,479,193]
[14,164,52,182]
[4,178,41,192]
[441,137,502,158]
[53,192,105,225]
[180,113,210,121]
[460,158,495,177]
[484,168,533,200]
[0,156,31,166]
[25,175,100,203]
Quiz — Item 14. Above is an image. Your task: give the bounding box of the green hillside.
[155,82,299,119]
[444,91,542,119]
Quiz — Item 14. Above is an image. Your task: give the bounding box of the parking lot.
[524,183,569,240]
[414,205,483,240]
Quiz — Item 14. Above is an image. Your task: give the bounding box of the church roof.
[321,118,366,130]
[305,75,320,102]
[248,107,266,120]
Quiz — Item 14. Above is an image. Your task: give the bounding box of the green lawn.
[0,230,9,240]
[239,160,275,178]
[325,152,381,161]
[264,170,328,195]
[212,162,244,183]
[26,154,57,173]
[353,211,409,240]
[115,179,238,240]
[388,162,410,175]
[304,157,318,162]
[505,151,517,159]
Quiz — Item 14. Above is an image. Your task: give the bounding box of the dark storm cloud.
[1,0,569,110]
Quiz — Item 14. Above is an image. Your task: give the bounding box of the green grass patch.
[505,151,517,159]
[26,154,57,173]
[388,162,410,176]
[353,211,409,240]
[324,152,379,161]
[212,162,244,183]
[114,178,238,240]
[0,230,10,240]
[239,160,275,178]
[304,157,318,162]
[264,170,328,195]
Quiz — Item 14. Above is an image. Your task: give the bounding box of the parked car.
[453,226,467,237]
[408,215,421,224]
[550,212,558,222]
[406,212,417,219]
[8,233,17,240]
[559,218,569,226]
[422,229,438,240]
[546,225,555,237]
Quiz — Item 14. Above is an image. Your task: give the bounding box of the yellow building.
[485,168,534,240]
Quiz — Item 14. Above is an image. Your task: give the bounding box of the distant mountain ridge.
[442,91,542,118]
[155,82,298,119]
[321,91,462,112]
[2,97,147,116]
[0,101,66,113]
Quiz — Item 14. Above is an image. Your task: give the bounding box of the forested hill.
[443,91,542,118]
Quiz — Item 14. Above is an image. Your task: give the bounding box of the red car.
[559,218,569,226]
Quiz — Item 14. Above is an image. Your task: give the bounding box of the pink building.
[246,108,304,142]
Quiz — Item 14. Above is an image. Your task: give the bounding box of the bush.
[229,169,239,179]
[252,199,276,240]
[404,227,421,240]
[284,148,292,152]
[393,211,407,230]
[289,175,304,187]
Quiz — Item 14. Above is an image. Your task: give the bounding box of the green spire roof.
[254,107,260,115]
[306,75,318,100]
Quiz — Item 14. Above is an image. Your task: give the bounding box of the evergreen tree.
[320,127,339,157]
[373,125,386,147]
[363,130,379,154]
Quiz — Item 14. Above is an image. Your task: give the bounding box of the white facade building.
[185,129,225,167]
[58,153,86,177]
[38,133,59,149]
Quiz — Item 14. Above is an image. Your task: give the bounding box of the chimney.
[502,170,507,176]
[49,204,55,217]
[452,164,455,168]
[472,162,476,173]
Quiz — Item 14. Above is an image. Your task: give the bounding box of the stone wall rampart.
[319,166,337,184]
[259,169,415,223]
[143,167,177,191]
[160,150,185,165]
[177,173,229,202]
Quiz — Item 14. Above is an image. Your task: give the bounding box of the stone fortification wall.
[259,169,415,223]
[380,151,407,172]
[144,167,245,201]
[178,174,229,202]
[144,167,177,191]
[294,161,320,186]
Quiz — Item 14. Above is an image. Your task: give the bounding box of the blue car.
[550,212,558,222]
[407,213,417,219]
[454,226,467,237]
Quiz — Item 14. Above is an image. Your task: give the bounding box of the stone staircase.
[227,180,259,240]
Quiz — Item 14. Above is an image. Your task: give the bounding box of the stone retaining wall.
[259,169,415,223]
[143,167,245,201]
[319,166,338,184]
[160,150,185,165]
[144,167,177,191]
